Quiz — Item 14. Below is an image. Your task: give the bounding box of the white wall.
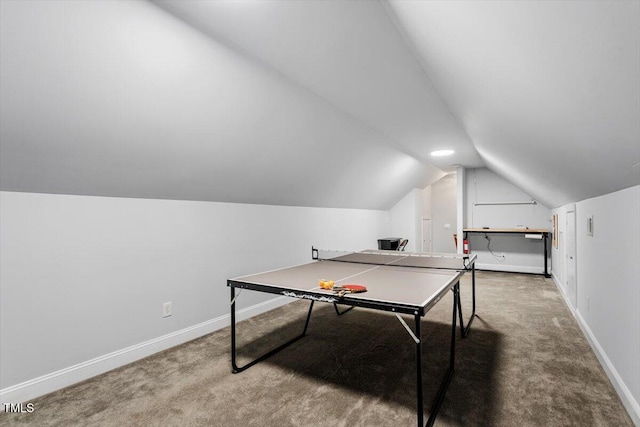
[0,191,389,399]
[465,168,552,274]
[551,185,640,424]
[421,185,432,219]
[389,188,422,252]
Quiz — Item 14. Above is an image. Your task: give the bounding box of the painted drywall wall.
[465,168,552,274]
[577,186,639,420]
[551,185,640,424]
[389,188,422,252]
[0,191,389,392]
[431,174,457,253]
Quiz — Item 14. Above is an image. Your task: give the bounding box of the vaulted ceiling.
[387,0,640,207]
[1,0,638,210]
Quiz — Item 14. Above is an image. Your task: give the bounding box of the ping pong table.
[228,248,478,427]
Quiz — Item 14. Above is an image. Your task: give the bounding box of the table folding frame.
[228,278,460,427]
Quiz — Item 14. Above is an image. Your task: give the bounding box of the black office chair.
[397,239,408,251]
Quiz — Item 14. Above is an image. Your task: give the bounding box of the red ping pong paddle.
[333,284,367,297]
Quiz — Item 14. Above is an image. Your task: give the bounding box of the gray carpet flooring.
[1,271,634,426]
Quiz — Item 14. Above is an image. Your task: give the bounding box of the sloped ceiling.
[386,0,640,208]
[0,0,478,210]
[151,0,483,170]
[1,0,638,210]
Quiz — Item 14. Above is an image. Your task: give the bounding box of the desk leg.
[543,233,551,277]
[231,287,314,373]
[419,282,458,427]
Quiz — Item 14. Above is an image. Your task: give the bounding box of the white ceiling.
[152,0,483,171]
[1,0,638,209]
[386,0,640,207]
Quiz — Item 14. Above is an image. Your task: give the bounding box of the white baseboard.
[475,263,545,275]
[0,296,292,405]
[551,275,640,426]
[551,272,575,315]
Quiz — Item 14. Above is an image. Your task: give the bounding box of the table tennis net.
[311,247,472,271]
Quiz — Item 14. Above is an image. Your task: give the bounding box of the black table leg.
[419,282,458,427]
[543,233,551,277]
[333,302,354,316]
[457,263,476,338]
[231,287,314,373]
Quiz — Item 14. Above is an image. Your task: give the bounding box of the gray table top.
[229,254,463,315]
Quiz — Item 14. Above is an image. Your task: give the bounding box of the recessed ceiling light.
[430,149,455,157]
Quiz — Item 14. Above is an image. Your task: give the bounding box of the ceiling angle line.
[474,201,537,206]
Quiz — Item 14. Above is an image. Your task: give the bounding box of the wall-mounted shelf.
[463,228,549,233]
[473,201,537,206]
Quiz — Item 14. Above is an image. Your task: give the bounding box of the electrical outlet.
[162,302,172,318]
